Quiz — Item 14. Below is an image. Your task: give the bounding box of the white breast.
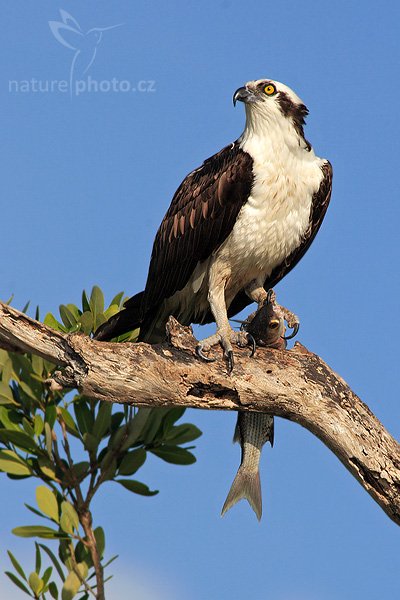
[216,137,325,293]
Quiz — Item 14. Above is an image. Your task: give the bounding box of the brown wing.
[226,160,333,320]
[139,142,254,313]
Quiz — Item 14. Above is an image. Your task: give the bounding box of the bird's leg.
[245,280,269,307]
[267,290,300,339]
[196,276,254,371]
[244,280,269,322]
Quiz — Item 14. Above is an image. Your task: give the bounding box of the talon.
[283,322,299,340]
[226,350,234,373]
[196,345,216,363]
[247,333,256,357]
[266,289,274,304]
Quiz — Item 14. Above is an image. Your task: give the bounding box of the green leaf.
[59,305,78,329]
[61,563,87,600]
[162,407,186,430]
[94,313,106,331]
[118,448,146,476]
[66,304,81,320]
[35,542,41,573]
[82,433,98,453]
[73,401,94,436]
[92,401,112,441]
[103,304,120,320]
[45,405,57,429]
[7,550,27,581]
[94,526,105,559]
[11,354,33,379]
[25,503,46,518]
[100,455,117,481]
[0,406,22,430]
[38,456,57,480]
[103,554,118,570]
[42,565,53,586]
[12,525,62,539]
[0,381,16,404]
[110,408,151,451]
[49,581,59,599]
[60,501,79,534]
[116,479,158,496]
[0,449,31,475]
[36,486,59,522]
[44,313,67,333]
[22,300,30,314]
[109,291,124,307]
[110,412,124,432]
[0,428,39,453]
[34,414,44,436]
[22,417,35,437]
[150,445,196,465]
[141,408,167,444]
[44,422,53,458]
[19,380,39,401]
[74,541,92,568]
[81,290,91,313]
[1,356,13,382]
[90,286,104,316]
[32,355,44,377]
[71,461,89,481]
[116,328,139,342]
[29,571,44,595]
[58,539,72,568]
[62,572,81,600]
[165,423,202,445]
[58,408,80,436]
[79,312,93,335]
[5,571,31,596]
[39,543,65,582]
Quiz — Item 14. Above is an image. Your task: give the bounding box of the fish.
[221,292,286,520]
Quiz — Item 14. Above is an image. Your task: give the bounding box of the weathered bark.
[0,301,399,525]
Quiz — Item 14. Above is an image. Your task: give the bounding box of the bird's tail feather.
[221,467,262,521]
[94,291,144,341]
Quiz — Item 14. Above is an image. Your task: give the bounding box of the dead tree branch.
[0,301,399,525]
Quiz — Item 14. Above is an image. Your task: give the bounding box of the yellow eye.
[264,83,276,96]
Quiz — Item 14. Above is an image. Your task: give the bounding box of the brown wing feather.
[140,142,254,314]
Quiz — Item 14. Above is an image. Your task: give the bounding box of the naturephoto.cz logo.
[8,9,156,96]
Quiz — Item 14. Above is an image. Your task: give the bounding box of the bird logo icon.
[49,9,123,94]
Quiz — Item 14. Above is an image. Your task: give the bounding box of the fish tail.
[221,466,262,521]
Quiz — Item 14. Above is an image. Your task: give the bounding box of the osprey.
[95,78,332,368]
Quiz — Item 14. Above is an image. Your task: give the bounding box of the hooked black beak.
[233,86,258,106]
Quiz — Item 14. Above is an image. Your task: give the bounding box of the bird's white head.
[234,79,310,150]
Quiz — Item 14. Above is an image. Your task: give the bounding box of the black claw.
[226,350,234,373]
[266,289,274,304]
[283,322,300,340]
[195,345,216,363]
[247,333,256,357]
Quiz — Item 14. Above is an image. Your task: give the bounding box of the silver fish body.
[221,411,274,520]
[221,294,286,520]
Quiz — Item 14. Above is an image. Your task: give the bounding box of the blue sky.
[1,1,400,598]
